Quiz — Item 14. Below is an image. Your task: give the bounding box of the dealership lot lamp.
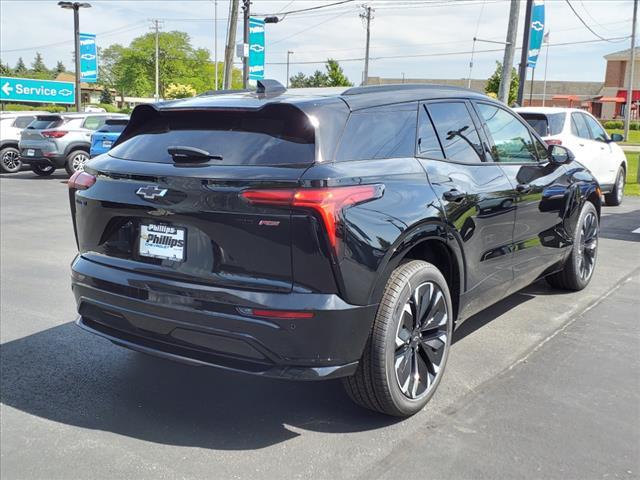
[58,1,91,112]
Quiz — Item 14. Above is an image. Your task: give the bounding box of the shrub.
[603,120,624,129]
[97,103,118,113]
[164,83,196,99]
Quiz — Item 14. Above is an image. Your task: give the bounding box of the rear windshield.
[27,116,63,130]
[97,122,127,133]
[519,112,565,137]
[110,109,315,166]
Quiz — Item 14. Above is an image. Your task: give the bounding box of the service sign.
[0,76,75,104]
[80,32,98,83]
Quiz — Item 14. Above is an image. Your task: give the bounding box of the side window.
[476,103,537,163]
[83,116,106,131]
[582,114,607,142]
[13,116,35,128]
[534,138,549,161]
[570,113,590,139]
[416,104,444,159]
[336,104,417,161]
[426,102,483,163]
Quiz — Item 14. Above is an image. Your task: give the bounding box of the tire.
[604,167,625,206]
[546,201,599,291]
[0,146,22,174]
[342,260,453,417]
[65,150,90,176]
[31,164,55,177]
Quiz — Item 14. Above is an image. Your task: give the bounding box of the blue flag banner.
[527,0,545,68]
[249,17,265,80]
[79,33,98,83]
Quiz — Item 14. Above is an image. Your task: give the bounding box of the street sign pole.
[242,0,250,88]
[73,5,81,111]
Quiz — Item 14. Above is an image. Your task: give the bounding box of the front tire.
[343,260,453,417]
[65,150,90,176]
[0,146,21,173]
[546,201,599,291]
[604,167,625,206]
[32,164,55,176]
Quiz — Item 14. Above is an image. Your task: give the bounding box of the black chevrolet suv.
[69,82,600,417]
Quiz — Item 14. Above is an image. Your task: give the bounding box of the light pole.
[286,51,293,88]
[58,1,91,112]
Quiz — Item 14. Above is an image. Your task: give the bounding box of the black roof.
[158,83,492,112]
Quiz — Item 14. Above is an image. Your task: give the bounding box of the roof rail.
[342,83,473,96]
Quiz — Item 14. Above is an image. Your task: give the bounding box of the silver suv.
[19,112,128,176]
[0,111,48,173]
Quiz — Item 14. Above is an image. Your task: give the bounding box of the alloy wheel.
[394,281,449,400]
[72,153,89,172]
[616,171,625,203]
[577,211,598,281]
[2,150,21,172]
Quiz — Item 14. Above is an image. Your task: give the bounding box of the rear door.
[565,111,604,181]
[473,101,569,288]
[73,106,317,293]
[416,100,516,318]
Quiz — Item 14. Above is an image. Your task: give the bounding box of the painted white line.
[633,227,640,234]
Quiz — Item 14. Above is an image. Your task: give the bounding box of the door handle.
[578,143,585,147]
[443,189,466,202]
[516,183,532,194]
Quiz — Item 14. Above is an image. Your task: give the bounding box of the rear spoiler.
[105,118,129,126]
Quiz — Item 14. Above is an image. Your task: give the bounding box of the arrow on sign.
[1,82,13,96]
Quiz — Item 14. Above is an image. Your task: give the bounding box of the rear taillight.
[241,184,384,251]
[41,130,68,138]
[545,139,562,146]
[68,171,96,190]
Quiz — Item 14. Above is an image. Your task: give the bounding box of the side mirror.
[547,144,575,165]
[609,133,624,143]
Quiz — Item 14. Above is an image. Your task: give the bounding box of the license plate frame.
[26,149,35,157]
[139,223,186,262]
[102,140,113,148]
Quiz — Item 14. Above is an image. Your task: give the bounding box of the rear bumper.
[71,256,377,380]
[19,153,66,168]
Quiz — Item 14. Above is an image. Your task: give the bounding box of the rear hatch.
[72,104,317,292]
[20,115,64,141]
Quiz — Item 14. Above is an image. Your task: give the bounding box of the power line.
[564,0,621,43]
[254,0,355,17]
[270,9,354,45]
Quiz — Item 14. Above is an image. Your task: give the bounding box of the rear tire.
[342,260,453,417]
[32,164,55,177]
[546,201,598,291]
[0,146,21,174]
[65,150,90,176]
[604,167,625,206]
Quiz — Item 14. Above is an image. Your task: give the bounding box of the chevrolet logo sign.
[136,185,168,200]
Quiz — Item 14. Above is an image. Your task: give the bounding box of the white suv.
[515,107,628,206]
[0,111,48,173]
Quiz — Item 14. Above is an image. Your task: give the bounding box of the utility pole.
[517,0,533,106]
[223,0,239,89]
[542,31,550,106]
[360,5,373,86]
[499,0,520,104]
[58,2,91,112]
[151,19,162,102]
[214,0,218,90]
[286,50,293,88]
[624,0,637,146]
[242,0,250,89]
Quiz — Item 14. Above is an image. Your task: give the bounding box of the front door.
[473,101,571,291]
[416,100,516,319]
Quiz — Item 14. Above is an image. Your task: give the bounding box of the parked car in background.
[515,107,627,206]
[0,111,48,173]
[19,112,128,176]
[69,82,601,417]
[90,118,129,158]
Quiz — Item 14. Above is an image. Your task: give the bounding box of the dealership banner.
[248,17,265,80]
[527,0,545,68]
[79,33,98,83]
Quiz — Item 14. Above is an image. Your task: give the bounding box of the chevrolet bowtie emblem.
[136,186,168,200]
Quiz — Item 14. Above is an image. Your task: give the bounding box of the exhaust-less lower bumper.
[71,256,376,380]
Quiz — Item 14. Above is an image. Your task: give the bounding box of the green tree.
[31,52,47,73]
[325,59,352,87]
[165,83,197,99]
[14,57,27,75]
[0,60,10,76]
[99,87,114,104]
[485,61,519,106]
[55,61,66,75]
[289,72,308,88]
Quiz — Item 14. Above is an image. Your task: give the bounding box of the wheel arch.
[0,140,19,151]
[367,220,465,322]
[63,142,91,157]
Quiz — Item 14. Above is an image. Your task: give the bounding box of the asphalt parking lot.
[1,171,639,480]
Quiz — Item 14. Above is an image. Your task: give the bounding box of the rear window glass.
[13,116,35,128]
[336,104,417,161]
[97,122,127,133]
[110,109,315,166]
[27,117,62,129]
[519,113,565,136]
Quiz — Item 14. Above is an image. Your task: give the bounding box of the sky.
[0,0,635,87]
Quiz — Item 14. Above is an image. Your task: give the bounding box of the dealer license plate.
[139,224,185,261]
